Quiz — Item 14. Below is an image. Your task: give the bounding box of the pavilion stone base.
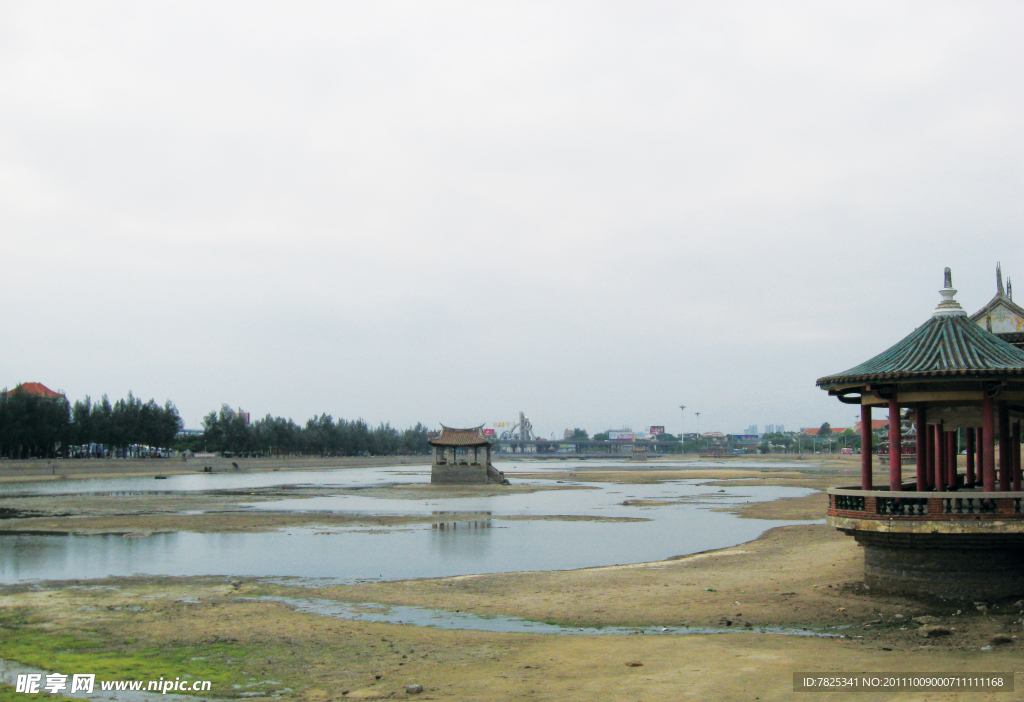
[850,531,1024,600]
[431,463,507,485]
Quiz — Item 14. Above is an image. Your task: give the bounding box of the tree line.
[0,389,182,459]
[1,390,434,459]
[186,405,431,456]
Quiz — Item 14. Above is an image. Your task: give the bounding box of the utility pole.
[679,405,685,456]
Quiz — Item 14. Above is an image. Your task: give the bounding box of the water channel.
[0,460,819,584]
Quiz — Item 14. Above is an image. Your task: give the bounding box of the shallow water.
[0,462,817,584]
[255,595,836,637]
[0,458,820,495]
[0,465,419,495]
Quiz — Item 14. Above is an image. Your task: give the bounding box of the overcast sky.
[2,2,1022,437]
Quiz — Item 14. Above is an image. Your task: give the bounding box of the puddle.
[255,595,838,637]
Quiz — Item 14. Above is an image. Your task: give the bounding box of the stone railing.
[827,487,1024,522]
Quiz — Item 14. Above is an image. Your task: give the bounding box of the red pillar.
[860,405,872,491]
[982,395,996,492]
[915,404,927,491]
[1013,419,1021,493]
[966,427,976,485]
[935,422,945,489]
[977,427,985,488]
[998,403,1011,491]
[926,424,936,489]
[946,430,957,488]
[888,399,901,491]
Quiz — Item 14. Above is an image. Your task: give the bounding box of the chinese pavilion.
[429,425,509,485]
[818,269,1024,599]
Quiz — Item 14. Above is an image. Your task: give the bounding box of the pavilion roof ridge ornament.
[933,267,967,318]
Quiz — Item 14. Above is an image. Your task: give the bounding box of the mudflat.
[2,456,1021,701]
[0,455,431,482]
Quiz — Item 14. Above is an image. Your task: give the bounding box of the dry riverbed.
[2,457,1022,700]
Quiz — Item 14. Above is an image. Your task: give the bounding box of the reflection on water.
[0,462,819,584]
[431,511,492,529]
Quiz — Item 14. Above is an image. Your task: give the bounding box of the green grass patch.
[0,683,79,702]
[0,624,248,693]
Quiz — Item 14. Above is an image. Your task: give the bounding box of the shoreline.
[0,452,838,483]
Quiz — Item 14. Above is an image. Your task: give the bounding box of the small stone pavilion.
[429,425,509,485]
[818,269,1024,599]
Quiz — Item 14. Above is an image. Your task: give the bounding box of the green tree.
[0,389,71,458]
[203,405,252,455]
[818,422,832,438]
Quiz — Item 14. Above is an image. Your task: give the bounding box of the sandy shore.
[2,456,1021,701]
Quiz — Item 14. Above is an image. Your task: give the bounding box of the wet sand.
[2,456,1021,700]
[0,481,598,535]
[0,455,432,482]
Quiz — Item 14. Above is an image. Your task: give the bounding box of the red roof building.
[4,382,65,399]
[851,420,888,434]
[803,427,849,435]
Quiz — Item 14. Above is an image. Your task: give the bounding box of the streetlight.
[679,405,685,456]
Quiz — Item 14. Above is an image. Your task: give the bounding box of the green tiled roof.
[817,314,1024,388]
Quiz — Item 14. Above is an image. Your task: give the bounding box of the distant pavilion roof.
[968,264,1024,339]
[4,382,65,399]
[818,270,1024,389]
[428,425,492,447]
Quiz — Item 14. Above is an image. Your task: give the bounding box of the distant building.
[803,426,848,436]
[3,382,65,399]
[429,424,508,485]
[969,263,1024,349]
[745,424,758,434]
[851,419,888,433]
